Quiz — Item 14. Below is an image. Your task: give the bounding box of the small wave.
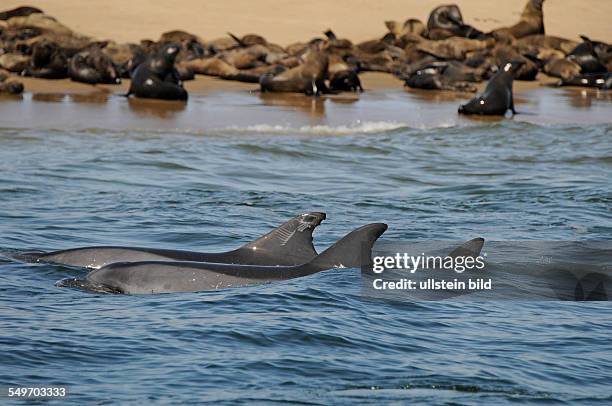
[223,121,409,135]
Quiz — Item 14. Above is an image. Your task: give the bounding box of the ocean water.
[1,90,612,404]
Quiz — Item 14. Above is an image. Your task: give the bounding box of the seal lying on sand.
[31,212,327,269]
[427,5,487,40]
[567,36,609,74]
[543,58,581,81]
[560,72,611,90]
[401,60,481,92]
[458,60,524,116]
[0,69,24,94]
[260,47,329,95]
[127,43,187,100]
[23,39,68,79]
[68,47,121,84]
[59,223,387,294]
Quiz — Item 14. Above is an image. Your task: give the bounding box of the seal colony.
[0,1,610,108]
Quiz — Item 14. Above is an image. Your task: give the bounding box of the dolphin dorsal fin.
[309,223,388,270]
[448,237,485,259]
[239,212,326,263]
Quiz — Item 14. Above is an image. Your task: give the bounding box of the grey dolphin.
[31,212,327,269]
[61,223,388,294]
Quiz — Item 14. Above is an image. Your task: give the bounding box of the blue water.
[1,118,611,404]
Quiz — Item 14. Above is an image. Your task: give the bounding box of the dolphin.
[29,212,327,269]
[59,223,388,294]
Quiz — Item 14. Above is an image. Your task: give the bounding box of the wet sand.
[1,73,610,131]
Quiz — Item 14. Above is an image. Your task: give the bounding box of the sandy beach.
[2,0,611,45]
[1,1,610,124]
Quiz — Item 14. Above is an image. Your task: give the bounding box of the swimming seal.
[31,212,327,269]
[127,43,187,100]
[63,223,387,294]
[458,60,524,115]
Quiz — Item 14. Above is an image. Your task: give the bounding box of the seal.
[260,46,329,95]
[567,36,608,74]
[493,0,545,39]
[516,34,578,55]
[62,223,387,294]
[23,39,68,79]
[414,36,491,61]
[68,47,121,84]
[385,19,427,38]
[0,6,42,20]
[402,61,481,92]
[427,4,487,40]
[327,53,362,92]
[32,212,327,269]
[0,71,24,94]
[561,72,611,90]
[127,43,188,100]
[491,46,538,80]
[543,58,581,81]
[458,60,524,116]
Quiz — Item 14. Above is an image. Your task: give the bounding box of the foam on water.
[224,121,410,135]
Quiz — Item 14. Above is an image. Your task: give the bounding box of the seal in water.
[61,223,387,294]
[31,212,327,269]
[127,43,187,100]
[458,60,524,116]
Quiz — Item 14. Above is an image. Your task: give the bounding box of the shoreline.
[3,73,610,131]
[15,71,554,96]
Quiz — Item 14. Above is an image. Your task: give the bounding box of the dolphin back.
[29,212,327,268]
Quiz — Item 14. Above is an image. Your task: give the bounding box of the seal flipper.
[308,223,388,271]
[227,32,246,48]
[510,94,517,115]
[237,212,326,263]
